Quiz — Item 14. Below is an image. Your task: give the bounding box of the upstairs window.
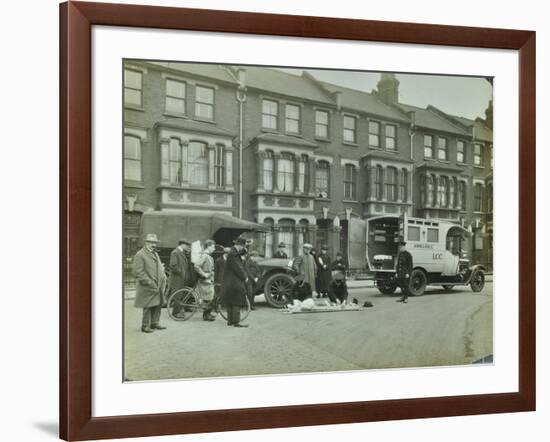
[168,138,182,184]
[369,121,380,147]
[165,79,186,114]
[315,110,329,138]
[424,135,434,158]
[399,169,408,202]
[195,86,214,120]
[124,69,142,106]
[344,164,357,200]
[124,135,142,181]
[263,151,274,191]
[214,144,225,187]
[285,104,301,134]
[188,141,208,186]
[457,140,465,163]
[315,161,330,198]
[474,143,483,166]
[375,165,383,200]
[438,137,448,161]
[385,167,397,202]
[343,115,357,144]
[474,183,484,212]
[262,100,278,130]
[277,153,295,193]
[385,124,397,150]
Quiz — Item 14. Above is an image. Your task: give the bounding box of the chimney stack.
[484,99,493,129]
[376,73,400,106]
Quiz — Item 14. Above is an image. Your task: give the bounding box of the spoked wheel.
[166,287,198,321]
[264,273,295,308]
[216,297,251,323]
[408,269,427,296]
[377,279,397,295]
[470,269,485,292]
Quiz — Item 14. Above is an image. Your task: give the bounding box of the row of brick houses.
[123,61,493,271]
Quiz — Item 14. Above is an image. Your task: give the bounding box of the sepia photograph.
[123,60,494,382]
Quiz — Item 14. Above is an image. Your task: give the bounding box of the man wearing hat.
[168,238,196,319]
[273,242,288,259]
[220,237,249,327]
[290,273,312,302]
[133,233,167,333]
[317,244,332,298]
[214,247,231,302]
[327,272,349,304]
[395,242,413,304]
[292,243,317,293]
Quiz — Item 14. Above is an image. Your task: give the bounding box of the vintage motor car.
[139,210,297,307]
[366,214,486,296]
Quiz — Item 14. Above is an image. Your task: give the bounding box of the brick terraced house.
[123,61,493,272]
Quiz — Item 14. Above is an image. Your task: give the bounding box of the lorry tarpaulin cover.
[140,210,267,247]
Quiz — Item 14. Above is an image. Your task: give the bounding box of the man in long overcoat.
[244,249,260,310]
[194,239,217,321]
[221,237,249,327]
[168,238,195,319]
[133,233,167,333]
[395,243,413,303]
[292,243,317,293]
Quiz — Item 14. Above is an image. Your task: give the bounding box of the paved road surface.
[124,283,493,381]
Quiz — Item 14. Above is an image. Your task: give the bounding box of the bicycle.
[166,283,251,323]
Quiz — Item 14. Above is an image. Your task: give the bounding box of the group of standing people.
[133,234,258,332]
[290,243,349,305]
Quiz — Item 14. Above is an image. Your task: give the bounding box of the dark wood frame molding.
[60,1,536,440]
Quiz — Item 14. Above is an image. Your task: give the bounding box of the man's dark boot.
[141,326,154,333]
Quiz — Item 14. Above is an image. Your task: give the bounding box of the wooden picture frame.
[59,1,536,440]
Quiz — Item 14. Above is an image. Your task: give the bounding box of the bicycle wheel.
[216,297,251,323]
[167,287,198,321]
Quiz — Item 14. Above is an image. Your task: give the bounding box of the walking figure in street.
[396,242,413,303]
[221,237,250,327]
[133,233,167,333]
[168,238,195,319]
[194,239,217,321]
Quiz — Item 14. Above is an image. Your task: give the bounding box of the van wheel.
[408,269,427,296]
[442,285,455,291]
[377,280,397,295]
[470,269,485,292]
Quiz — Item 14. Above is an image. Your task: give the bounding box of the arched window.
[278,153,295,192]
[399,169,408,202]
[344,164,357,200]
[385,167,397,202]
[263,150,274,191]
[278,219,296,258]
[188,141,208,186]
[315,161,330,198]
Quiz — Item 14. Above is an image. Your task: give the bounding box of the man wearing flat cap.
[273,242,288,259]
[133,233,167,333]
[328,272,349,304]
[292,243,317,293]
[220,237,249,327]
[168,238,196,319]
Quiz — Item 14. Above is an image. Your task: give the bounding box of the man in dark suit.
[168,238,195,319]
[244,249,260,310]
[221,237,249,327]
[273,242,288,259]
[395,243,413,303]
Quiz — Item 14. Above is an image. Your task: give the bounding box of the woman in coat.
[316,245,332,297]
[220,237,249,327]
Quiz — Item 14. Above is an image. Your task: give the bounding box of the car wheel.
[470,269,485,292]
[408,269,427,296]
[377,279,397,295]
[442,285,455,291]
[264,273,295,308]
